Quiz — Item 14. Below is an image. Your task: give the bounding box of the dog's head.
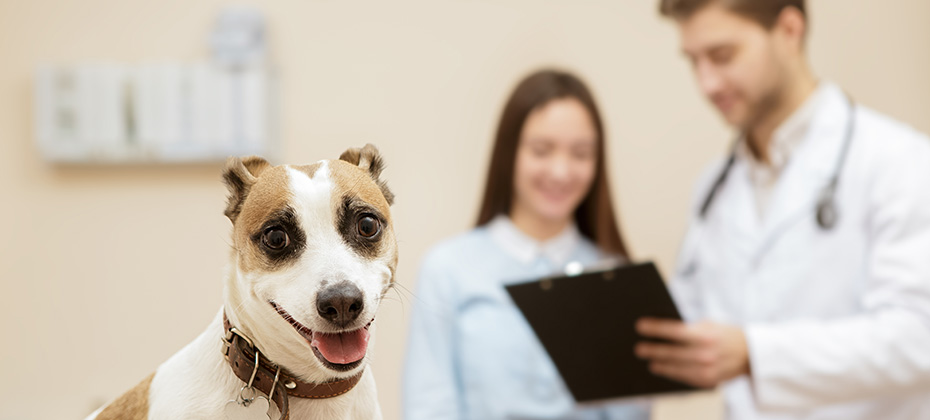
[222,144,397,381]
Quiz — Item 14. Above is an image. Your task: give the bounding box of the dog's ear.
[339,144,395,205]
[223,156,271,223]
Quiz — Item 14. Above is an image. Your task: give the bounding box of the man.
[635,1,930,418]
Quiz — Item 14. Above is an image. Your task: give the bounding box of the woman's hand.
[634,318,750,388]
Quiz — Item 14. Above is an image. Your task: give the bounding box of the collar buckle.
[223,324,255,361]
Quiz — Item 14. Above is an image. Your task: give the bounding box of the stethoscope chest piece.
[816,194,838,230]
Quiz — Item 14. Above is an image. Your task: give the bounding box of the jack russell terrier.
[87,144,397,420]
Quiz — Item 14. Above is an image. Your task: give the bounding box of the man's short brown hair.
[659,0,806,28]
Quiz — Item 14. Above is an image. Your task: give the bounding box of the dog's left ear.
[339,144,395,205]
[223,156,272,223]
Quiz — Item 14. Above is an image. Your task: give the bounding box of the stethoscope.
[698,94,857,230]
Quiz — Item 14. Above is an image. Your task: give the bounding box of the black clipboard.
[505,262,700,402]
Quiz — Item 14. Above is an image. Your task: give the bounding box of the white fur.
[87,160,388,420]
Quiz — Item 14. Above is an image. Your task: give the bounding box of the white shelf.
[38,142,277,165]
[34,6,276,165]
[34,63,278,165]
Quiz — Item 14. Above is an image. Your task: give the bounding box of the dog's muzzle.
[270,300,372,371]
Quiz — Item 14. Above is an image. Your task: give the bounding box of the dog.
[86,144,397,420]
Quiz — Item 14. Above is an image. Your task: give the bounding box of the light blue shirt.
[403,216,650,420]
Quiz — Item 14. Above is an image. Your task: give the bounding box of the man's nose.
[695,62,724,98]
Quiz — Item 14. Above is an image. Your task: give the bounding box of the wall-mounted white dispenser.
[34,6,277,164]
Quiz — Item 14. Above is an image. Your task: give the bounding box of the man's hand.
[635,318,751,388]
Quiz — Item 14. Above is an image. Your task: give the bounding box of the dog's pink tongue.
[311,328,370,364]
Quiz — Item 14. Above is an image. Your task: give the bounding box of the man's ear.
[775,5,807,52]
[339,144,395,205]
[223,156,271,223]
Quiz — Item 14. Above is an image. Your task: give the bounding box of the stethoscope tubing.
[698,94,857,231]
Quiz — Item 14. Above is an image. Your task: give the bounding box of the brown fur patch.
[329,160,393,224]
[329,159,398,280]
[234,164,305,273]
[232,162,325,274]
[290,162,321,180]
[223,156,273,223]
[95,373,155,420]
[339,144,394,205]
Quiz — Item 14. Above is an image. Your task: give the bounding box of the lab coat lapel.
[707,158,764,258]
[753,86,850,262]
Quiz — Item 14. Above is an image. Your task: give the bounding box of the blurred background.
[0,0,928,419]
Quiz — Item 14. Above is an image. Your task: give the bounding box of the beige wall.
[1,1,928,419]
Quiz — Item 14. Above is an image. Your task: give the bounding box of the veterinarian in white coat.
[635,1,930,419]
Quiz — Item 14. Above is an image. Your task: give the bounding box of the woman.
[403,69,648,419]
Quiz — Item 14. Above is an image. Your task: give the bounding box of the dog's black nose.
[316,282,365,327]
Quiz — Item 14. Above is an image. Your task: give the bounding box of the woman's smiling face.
[511,97,598,225]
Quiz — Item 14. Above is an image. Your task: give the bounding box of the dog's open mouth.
[270,301,371,370]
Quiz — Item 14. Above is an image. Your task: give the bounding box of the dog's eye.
[357,215,381,238]
[262,228,290,250]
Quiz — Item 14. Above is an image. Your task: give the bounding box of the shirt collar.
[737,81,828,170]
[487,214,581,267]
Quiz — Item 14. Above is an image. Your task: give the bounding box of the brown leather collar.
[222,313,364,419]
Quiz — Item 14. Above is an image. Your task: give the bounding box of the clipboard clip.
[564,261,584,276]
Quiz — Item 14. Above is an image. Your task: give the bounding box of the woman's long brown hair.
[475,69,630,258]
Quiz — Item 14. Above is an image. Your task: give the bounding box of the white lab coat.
[671,82,930,419]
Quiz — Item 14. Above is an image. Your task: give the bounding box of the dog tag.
[223,396,271,420]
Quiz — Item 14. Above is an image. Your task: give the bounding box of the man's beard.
[739,83,785,135]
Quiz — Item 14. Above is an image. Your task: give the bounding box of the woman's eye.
[531,144,552,156]
[357,215,381,238]
[262,228,290,250]
[572,146,595,161]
